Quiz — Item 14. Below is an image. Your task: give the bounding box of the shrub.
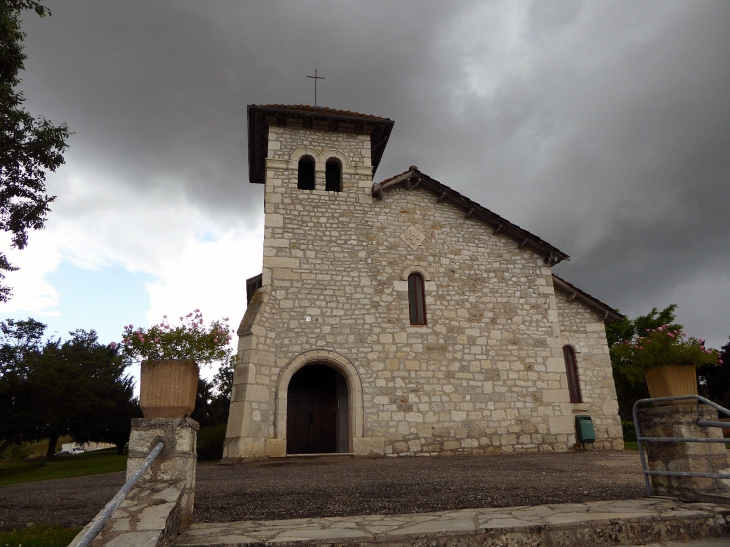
[197,424,226,461]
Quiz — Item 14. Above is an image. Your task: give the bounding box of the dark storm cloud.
[17,1,730,345]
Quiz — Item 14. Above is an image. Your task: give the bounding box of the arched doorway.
[286,364,349,454]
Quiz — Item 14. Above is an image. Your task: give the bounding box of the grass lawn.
[0,523,82,547]
[0,448,126,487]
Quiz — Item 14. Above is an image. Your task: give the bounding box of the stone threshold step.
[174,497,730,547]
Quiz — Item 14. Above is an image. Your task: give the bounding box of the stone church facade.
[222,104,624,460]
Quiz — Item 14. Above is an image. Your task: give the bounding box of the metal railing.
[74,441,165,547]
[633,394,730,496]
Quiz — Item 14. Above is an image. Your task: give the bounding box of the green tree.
[0,1,70,301]
[0,320,137,457]
[606,304,681,421]
[698,337,730,410]
[0,317,47,455]
[59,330,139,455]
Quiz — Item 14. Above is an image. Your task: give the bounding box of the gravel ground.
[0,451,645,528]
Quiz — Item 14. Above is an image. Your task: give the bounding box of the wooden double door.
[286,365,338,454]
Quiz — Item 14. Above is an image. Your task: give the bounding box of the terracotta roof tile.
[259,104,390,121]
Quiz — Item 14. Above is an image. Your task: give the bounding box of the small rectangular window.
[325,160,341,192]
[408,273,427,325]
[563,346,582,403]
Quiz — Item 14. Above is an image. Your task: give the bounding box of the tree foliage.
[607,304,725,421]
[0,319,137,457]
[606,305,681,421]
[0,1,70,301]
[698,337,730,411]
[119,311,233,365]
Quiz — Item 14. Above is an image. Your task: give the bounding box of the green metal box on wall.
[575,415,596,444]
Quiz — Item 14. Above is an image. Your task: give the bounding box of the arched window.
[408,272,427,325]
[325,158,342,192]
[297,156,315,190]
[563,345,582,403]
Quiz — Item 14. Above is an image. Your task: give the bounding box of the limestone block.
[265,438,287,457]
[225,402,248,437]
[393,280,408,291]
[265,213,283,227]
[545,357,565,373]
[548,415,574,435]
[246,385,270,402]
[353,436,384,456]
[602,399,619,415]
[542,389,570,403]
[263,256,299,268]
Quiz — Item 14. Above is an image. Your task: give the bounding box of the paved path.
[174,497,730,547]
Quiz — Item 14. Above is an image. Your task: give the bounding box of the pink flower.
[154,338,159,343]
[639,346,644,350]
[139,337,145,343]
[213,338,218,343]
[658,326,663,331]
[720,360,724,364]
[667,333,674,338]
[195,309,200,312]
[128,324,133,329]
[224,317,229,321]
[110,342,117,348]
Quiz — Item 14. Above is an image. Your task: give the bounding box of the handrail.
[632,394,730,496]
[74,441,165,547]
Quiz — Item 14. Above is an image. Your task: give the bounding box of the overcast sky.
[3,1,729,384]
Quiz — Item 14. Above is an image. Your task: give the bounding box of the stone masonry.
[70,418,198,547]
[223,105,624,459]
[639,403,730,499]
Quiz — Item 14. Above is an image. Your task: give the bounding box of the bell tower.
[224,105,393,459]
[247,105,394,286]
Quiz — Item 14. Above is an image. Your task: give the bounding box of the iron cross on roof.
[307,64,325,106]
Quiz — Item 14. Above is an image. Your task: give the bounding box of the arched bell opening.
[286,363,350,454]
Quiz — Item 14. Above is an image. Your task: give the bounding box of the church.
[222,104,624,460]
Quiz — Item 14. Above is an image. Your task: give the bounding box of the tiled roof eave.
[373,168,570,267]
[252,104,393,124]
[552,274,624,323]
[248,104,394,184]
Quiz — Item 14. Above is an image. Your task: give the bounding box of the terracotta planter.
[140,359,199,419]
[644,365,697,399]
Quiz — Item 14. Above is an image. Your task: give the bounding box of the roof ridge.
[256,104,390,121]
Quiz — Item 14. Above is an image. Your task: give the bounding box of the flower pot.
[140,359,199,419]
[644,365,697,399]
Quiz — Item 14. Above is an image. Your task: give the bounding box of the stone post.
[126,417,199,527]
[638,403,730,500]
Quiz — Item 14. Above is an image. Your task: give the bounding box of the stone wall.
[555,292,624,449]
[223,116,623,459]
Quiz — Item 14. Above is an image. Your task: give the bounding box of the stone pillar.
[639,403,730,499]
[126,417,199,527]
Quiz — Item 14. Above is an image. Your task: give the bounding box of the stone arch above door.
[275,350,364,449]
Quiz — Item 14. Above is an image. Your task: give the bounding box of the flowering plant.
[115,310,233,365]
[613,323,721,385]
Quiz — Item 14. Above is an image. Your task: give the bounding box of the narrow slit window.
[408,272,427,325]
[325,159,342,192]
[563,345,582,403]
[298,156,315,190]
